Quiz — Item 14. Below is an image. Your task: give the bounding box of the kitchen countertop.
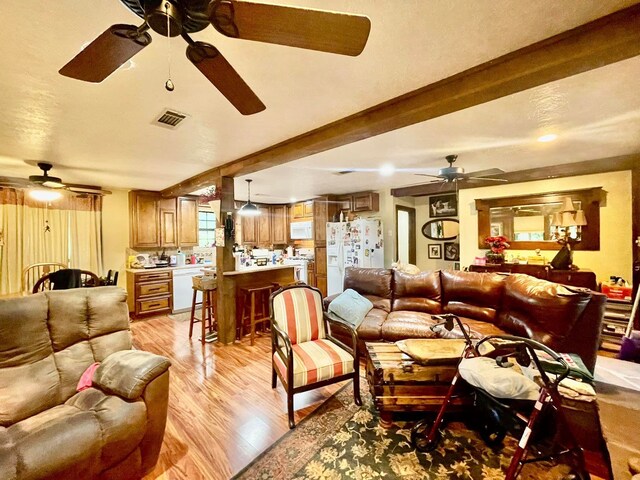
[222,264,296,276]
[126,264,214,273]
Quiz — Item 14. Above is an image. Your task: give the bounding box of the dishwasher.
[172,267,203,313]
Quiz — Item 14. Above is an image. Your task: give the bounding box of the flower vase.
[486,252,505,264]
[209,200,221,224]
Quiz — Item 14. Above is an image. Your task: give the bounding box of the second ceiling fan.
[416,154,508,185]
[59,0,372,115]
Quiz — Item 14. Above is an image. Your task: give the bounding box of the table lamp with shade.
[550,197,587,269]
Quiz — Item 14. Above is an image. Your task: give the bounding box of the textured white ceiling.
[0,0,637,192]
[236,56,640,202]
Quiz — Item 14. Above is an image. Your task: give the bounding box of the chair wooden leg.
[200,291,207,344]
[207,291,214,333]
[271,366,277,388]
[188,289,197,338]
[353,363,362,406]
[250,293,256,346]
[288,390,295,429]
[212,290,218,332]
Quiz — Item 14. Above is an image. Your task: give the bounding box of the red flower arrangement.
[485,235,510,253]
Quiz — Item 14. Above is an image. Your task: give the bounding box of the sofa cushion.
[66,388,147,470]
[496,274,591,350]
[355,308,389,342]
[441,271,506,323]
[380,311,440,342]
[344,268,393,312]
[7,404,102,479]
[392,270,442,314]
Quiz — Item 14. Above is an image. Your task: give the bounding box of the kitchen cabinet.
[313,200,327,245]
[335,195,352,212]
[270,205,288,244]
[307,261,315,287]
[241,214,258,244]
[130,191,160,248]
[158,198,177,247]
[130,191,199,249]
[314,246,327,296]
[315,275,327,297]
[292,201,313,220]
[177,197,199,246]
[126,270,173,318]
[258,206,271,244]
[352,192,379,212]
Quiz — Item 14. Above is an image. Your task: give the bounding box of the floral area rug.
[233,381,571,480]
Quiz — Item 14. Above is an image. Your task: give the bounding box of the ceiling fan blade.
[465,176,509,183]
[59,24,152,83]
[415,174,444,179]
[42,180,66,189]
[210,1,371,56]
[186,41,265,115]
[67,184,112,195]
[465,168,505,178]
[0,176,33,188]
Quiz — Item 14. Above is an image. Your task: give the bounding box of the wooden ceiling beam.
[161,4,640,198]
[390,154,640,197]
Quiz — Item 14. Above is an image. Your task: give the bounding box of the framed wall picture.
[428,244,442,259]
[454,262,460,270]
[444,242,460,261]
[429,193,457,218]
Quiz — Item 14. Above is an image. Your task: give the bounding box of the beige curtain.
[0,189,103,295]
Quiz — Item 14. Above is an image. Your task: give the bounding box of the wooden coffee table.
[365,341,471,427]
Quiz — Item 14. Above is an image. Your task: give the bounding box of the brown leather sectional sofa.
[0,287,171,480]
[324,268,607,371]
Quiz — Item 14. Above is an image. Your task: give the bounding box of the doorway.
[395,205,416,265]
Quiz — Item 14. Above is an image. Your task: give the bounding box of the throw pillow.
[328,288,373,327]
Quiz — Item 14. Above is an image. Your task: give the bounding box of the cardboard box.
[602,284,633,301]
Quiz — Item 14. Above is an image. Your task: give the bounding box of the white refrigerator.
[326,219,384,296]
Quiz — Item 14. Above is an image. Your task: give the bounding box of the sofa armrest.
[93,350,171,400]
[323,294,340,312]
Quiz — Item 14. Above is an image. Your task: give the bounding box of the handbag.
[551,245,572,270]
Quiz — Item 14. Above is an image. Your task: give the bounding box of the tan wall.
[458,170,633,284]
[101,190,129,287]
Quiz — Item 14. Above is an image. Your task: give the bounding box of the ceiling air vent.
[154,109,188,129]
[333,170,355,176]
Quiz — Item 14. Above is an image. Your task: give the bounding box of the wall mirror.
[475,187,602,250]
[421,218,459,241]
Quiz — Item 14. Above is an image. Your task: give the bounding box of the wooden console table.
[468,263,597,291]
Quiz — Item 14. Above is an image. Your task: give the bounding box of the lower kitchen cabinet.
[315,275,327,297]
[127,270,173,318]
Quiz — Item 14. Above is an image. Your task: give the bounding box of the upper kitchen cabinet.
[257,206,271,245]
[130,191,160,248]
[177,197,198,246]
[158,198,177,247]
[313,197,330,245]
[241,213,258,244]
[352,192,380,212]
[335,195,352,212]
[292,201,313,220]
[270,205,288,244]
[129,191,199,249]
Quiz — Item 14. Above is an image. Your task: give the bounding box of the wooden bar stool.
[238,285,274,345]
[189,278,218,344]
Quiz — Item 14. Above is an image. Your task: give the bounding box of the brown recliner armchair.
[0,287,171,480]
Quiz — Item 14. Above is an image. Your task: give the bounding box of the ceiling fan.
[0,163,111,196]
[58,0,372,115]
[416,154,508,185]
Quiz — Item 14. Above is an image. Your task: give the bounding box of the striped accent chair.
[271,285,361,428]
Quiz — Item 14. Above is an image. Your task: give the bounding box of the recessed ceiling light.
[537,133,558,143]
[379,164,395,176]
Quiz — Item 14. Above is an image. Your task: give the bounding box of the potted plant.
[484,235,510,264]
[199,186,222,223]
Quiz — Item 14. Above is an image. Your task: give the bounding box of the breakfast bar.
[218,264,296,344]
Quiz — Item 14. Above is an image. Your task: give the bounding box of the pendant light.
[238,179,260,216]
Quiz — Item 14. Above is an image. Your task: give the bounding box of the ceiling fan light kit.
[29,189,63,202]
[57,0,371,114]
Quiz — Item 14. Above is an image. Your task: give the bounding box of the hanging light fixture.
[29,189,62,202]
[238,179,260,217]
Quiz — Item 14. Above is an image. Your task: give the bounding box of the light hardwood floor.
[131,315,344,480]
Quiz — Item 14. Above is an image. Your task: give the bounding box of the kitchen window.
[198,211,216,247]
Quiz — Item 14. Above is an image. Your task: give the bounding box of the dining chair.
[270,284,361,428]
[22,262,67,293]
[32,269,100,293]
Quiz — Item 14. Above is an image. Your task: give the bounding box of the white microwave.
[290,221,314,240]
